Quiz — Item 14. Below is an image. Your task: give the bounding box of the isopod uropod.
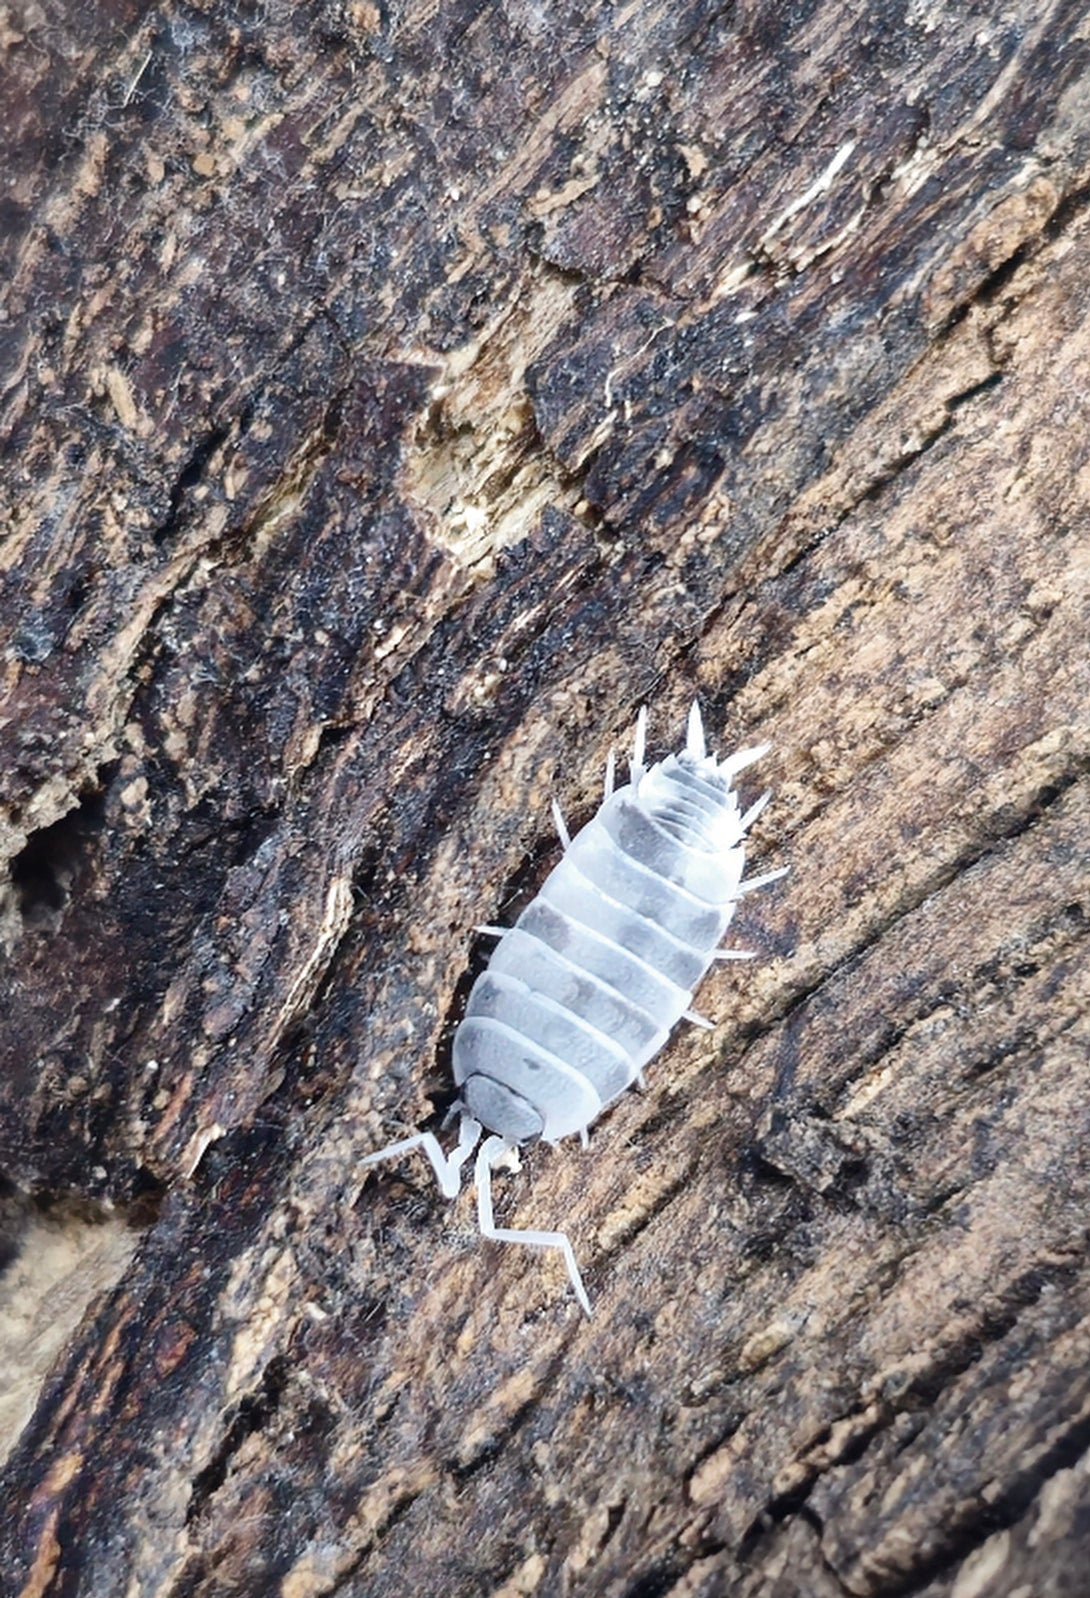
[364,702,785,1313]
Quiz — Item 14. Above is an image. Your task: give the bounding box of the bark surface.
[1,2,1089,1596]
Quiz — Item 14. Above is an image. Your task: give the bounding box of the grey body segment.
[453,1014,602,1141]
[487,928,668,1064]
[600,796,746,902]
[513,901,690,1025]
[467,973,632,1103]
[564,827,732,945]
[456,744,761,1143]
[538,866,707,989]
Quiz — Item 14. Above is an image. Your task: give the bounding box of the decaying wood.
[1,1,1089,1594]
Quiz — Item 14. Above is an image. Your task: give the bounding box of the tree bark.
[2,2,1089,1595]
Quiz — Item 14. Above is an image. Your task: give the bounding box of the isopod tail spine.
[720,742,771,778]
[686,699,706,758]
[737,865,790,896]
[551,796,572,848]
[740,791,772,831]
[603,747,616,800]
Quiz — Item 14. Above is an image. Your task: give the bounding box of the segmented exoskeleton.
[364,702,785,1313]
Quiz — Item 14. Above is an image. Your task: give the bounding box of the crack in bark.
[853,370,1005,509]
[764,166,1090,591]
[156,417,242,548]
[769,755,1088,1067]
[772,362,1007,590]
[184,1354,293,1527]
[874,1410,1090,1598]
[939,176,1090,342]
[729,1259,1088,1587]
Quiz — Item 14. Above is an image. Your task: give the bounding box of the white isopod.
[364,701,785,1314]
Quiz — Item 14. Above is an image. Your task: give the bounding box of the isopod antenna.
[362,1110,482,1200]
[363,1110,592,1314]
[474,1133,591,1315]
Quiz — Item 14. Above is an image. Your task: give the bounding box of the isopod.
[363,702,785,1314]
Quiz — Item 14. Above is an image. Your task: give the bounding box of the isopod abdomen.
[363,702,785,1313]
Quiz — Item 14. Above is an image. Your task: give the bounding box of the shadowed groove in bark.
[157,418,240,546]
[185,1355,293,1527]
[723,1263,1089,1576]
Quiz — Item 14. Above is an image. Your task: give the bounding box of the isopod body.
[364,702,785,1314]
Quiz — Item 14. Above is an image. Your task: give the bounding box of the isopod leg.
[739,790,772,831]
[450,1112,485,1177]
[363,1115,482,1201]
[475,1135,592,1316]
[719,742,771,778]
[736,864,790,895]
[551,796,572,849]
[603,747,616,801]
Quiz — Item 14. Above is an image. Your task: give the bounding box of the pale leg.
[739,790,771,831]
[736,865,790,895]
[551,797,572,849]
[475,1135,591,1316]
[720,742,770,778]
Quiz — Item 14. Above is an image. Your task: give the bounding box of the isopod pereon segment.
[363,702,786,1314]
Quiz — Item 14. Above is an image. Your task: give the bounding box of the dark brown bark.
[1,2,1089,1595]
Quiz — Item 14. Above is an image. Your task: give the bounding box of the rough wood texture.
[2,1,1089,1594]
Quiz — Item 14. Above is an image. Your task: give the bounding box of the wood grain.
[1,1,1088,1594]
